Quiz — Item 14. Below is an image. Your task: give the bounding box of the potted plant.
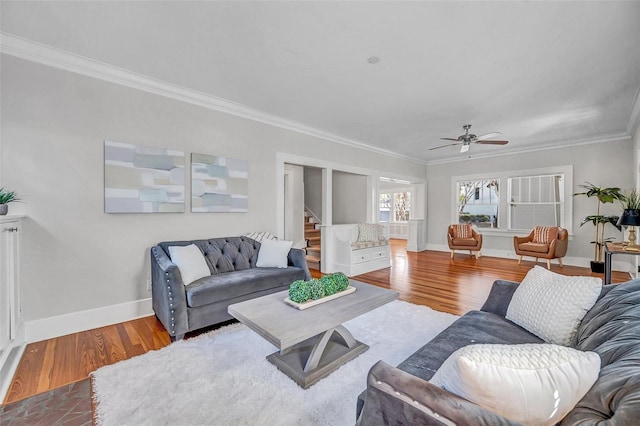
[0,187,20,216]
[574,182,623,272]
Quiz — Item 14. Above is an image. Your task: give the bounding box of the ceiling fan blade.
[475,132,502,141]
[475,140,509,145]
[429,142,461,151]
[440,137,460,141]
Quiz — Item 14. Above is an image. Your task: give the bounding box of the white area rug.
[91,300,458,426]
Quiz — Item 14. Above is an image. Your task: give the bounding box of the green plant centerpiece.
[0,187,20,215]
[288,280,311,303]
[287,273,351,305]
[573,182,623,272]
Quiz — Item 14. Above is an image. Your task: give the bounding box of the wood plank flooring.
[3,240,631,405]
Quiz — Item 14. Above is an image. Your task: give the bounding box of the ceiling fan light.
[460,144,470,153]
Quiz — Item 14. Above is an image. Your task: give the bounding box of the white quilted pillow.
[506,266,602,346]
[430,343,601,426]
[168,244,211,286]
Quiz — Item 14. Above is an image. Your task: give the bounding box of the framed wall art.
[104,141,185,213]
[191,153,248,212]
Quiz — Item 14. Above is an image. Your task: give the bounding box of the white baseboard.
[425,243,634,276]
[24,298,153,343]
[406,243,428,252]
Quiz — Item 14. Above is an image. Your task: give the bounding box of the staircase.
[304,212,321,270]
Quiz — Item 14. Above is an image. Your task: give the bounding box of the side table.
[604,242,640,285]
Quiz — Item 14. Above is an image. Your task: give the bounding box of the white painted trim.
[628,86,640,137]
[24,298,153,343]
[0,32,421,165]
[451,165,574,234]
[275,151,427,244]
[426,243,634,274]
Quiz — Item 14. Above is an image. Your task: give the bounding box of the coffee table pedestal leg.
[267,325,368,389]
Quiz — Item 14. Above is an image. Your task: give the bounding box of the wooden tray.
[284,286,357,310]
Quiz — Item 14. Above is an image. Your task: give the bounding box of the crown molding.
[2,32,637,167]
[426,132,632,166]
[627,86,640,137]
[0,32,424,165]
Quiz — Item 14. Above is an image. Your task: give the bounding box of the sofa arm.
[150,246,189,340]
[479,280,520,317]
[356,361,519,426]
[288,247,311,280]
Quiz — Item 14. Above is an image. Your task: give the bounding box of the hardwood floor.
[3,240,631,405]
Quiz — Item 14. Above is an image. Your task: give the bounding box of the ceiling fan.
[430,124,509,153]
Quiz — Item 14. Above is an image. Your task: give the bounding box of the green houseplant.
[0,187,20,216]
[617,189,640,248]
[573,182,623,272]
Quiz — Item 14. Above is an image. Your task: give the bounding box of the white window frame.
[379,188,412,223]
[451,165,573,235]
[508,174,565,230]
[455,179,500,228]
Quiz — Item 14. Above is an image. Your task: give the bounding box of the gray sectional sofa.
[151,236,310,341]
[356,279,640,425]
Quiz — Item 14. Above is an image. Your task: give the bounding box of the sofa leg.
[475,251,480,259]
[170,333,185,342]
[517,255,522,265]
[558,258,563,268]
[450,251,454,259]
[546,259,551,269]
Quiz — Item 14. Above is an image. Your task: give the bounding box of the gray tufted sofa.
[151,236,310,341]
[356,279,640,425]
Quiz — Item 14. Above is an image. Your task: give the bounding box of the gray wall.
[332,171,367,224]
[303,167,323,222]
[427,140,634,263]
[0,55,425,322]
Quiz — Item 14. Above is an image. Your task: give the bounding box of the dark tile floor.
[0,380,92,425]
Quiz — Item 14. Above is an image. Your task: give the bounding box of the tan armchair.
[447,224,482,259]
[514,226,568,269]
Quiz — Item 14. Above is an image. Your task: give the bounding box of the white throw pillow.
[256,240,292,268]
[168,244,211,286]
[430,343,601,426]
[506,266,602,346]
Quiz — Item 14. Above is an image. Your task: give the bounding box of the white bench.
[329,224,391,276]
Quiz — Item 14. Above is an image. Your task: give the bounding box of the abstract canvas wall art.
[104,141,185,213]
[191,153,249,212]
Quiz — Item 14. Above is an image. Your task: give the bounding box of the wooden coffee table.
[228,280,398,388]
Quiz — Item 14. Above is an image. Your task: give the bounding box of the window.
[394,192,410,222]
[452,166,572,233]
[456,179,499,228]
[509,174,564,230]
[379,191,411,222]
[379,193,391,222]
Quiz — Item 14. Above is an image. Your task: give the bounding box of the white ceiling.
[2,1,640,163]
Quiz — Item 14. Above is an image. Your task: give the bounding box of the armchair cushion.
[451,237,478,246]
[533,226,558,244]
[452,224,472,239]
[518,242,550,253]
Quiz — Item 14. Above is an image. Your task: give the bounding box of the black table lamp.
[617,209,640,250]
